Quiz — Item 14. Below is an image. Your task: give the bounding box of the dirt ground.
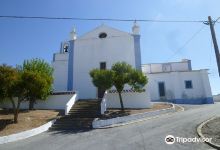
[101,103,173,119]
[0,109,63,136]
[201,117,220,145]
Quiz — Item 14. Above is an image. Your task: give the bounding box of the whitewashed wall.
[142,60,191,74]
[147,70,212,102]
[72,25,136,99]
[213,94,220,102]
[52,53,69,91]
[0,93,77,110]
[106,85,151,108]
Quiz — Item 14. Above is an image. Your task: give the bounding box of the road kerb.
[197,116,220,149]
[93,103,184,129]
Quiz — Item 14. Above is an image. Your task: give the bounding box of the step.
[49,126,92,130]
[52,122,91,125]
[72,104,100,107]
[69,108,100,111]
[76,101,99,103]
[49,99,100,131]
[68,111,100,114]
[53,123,91,127]
[49,127,92,131]
[58,117,94,120]
[67,114,99,117]
[54,120,93,124]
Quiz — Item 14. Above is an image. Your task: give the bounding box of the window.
[100,62,106,70]
[185,80,193,89]
[99,32,107,38]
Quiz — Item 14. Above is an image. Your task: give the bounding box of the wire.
[166,25,206,61]
[0,15,209,23]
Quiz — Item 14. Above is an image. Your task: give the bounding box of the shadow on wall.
[152,97,213,104]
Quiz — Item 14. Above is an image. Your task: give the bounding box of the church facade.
[52,24,213,104]
[52,23,141,99]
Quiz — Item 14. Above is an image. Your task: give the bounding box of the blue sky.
[0,0,220,94]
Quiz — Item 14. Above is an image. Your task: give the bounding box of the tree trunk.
[29,99,35,110]
[9,98,19,123]
[14,110,18,123]
[118,92,124,111]
[14,99,21,123]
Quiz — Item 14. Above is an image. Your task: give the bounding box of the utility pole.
[206,16,220,77]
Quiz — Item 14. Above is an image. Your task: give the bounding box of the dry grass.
[0,109,63,136]
[101,103,173,119]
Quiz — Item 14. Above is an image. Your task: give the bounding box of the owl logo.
[165,135,175,144]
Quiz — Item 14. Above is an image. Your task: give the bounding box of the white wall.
[106,85,151,108]
[142,60,191,74]
[213,94,220,102]
[146,70,212,101]
[52,53,68,91]
[0,94,76,110]
[72,25,136,99]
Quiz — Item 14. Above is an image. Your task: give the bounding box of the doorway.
[98,62,106,98]
[158,82,166,97]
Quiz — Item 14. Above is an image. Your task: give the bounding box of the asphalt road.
[1,103,220,150]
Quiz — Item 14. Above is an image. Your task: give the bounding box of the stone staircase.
[50,99,101,131]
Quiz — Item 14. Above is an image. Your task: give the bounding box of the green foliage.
[90,69,113,91]
[0,58,54,121]
[20,58,54,109]
[0,64,23,123]
[89,62,147,111]
[128,69,147,92]
[0,64,19,100]
[22,58,53,76]
[22,71,53,101]
[111,62,132,92]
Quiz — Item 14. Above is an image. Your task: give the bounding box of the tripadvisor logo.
[165,135,212,145]
[165,135,175,145]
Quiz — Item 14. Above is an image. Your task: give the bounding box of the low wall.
[0,92,78,110]
[101,91,107,114]
[65,92,78,115]
[213,94,220,102]
[0,119,56,144]
[106,89,151,108]
[93,103,175,128]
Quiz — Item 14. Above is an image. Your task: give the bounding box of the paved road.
[1,103,220,150]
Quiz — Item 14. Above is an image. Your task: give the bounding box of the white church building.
[52,23,213,105]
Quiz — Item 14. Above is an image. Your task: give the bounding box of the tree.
[111,62,147,111]
[21,58,53,110]
[90,62,147,111]
[0,65,25,123]
[111,62,132,110]
[90,69,114,96]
